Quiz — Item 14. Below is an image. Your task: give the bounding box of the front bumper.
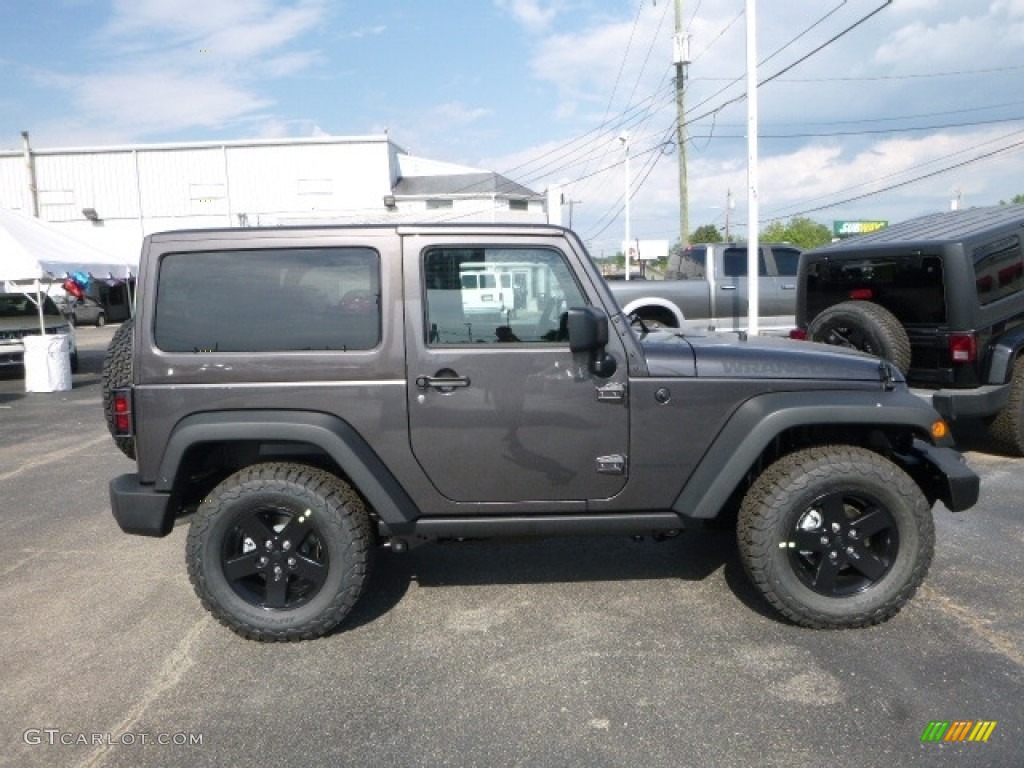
[0,341,25,367]
[908,439,980,513]
[110,474,175,537]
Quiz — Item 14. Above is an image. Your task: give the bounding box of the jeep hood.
[640,329,902,383]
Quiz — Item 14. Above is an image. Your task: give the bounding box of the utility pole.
[725,189,733,240]
[674,0,690,249]
[566,197,582,228]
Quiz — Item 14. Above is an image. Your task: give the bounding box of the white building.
[0,133,549,261]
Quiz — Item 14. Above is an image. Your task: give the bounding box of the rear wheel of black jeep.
[987,356,1024,456]
[186,463,373,641]
[737,446,933,628]
[101,317,135,459]
[808,301,911,374]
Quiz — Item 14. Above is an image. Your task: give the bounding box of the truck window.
[722,248,768,277]
[770,246,802,276]
[155,247,381,352]
[424,246,586,344]
[668,246,705,279]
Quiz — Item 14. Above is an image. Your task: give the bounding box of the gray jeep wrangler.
[104,224,978,641]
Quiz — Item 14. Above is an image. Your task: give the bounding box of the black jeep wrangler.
[104,223,978,641]
[795,205,1024,455]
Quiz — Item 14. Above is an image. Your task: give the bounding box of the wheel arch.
[619,297,685,328]
[985,324,1024,384]
[156,410,421,530]
[672,390,945,520]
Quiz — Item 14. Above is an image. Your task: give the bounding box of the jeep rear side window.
[155,247,381,352]
[973,235,1024,305]
[423,246,586,344]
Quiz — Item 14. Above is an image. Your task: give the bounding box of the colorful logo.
[921,721,997,743]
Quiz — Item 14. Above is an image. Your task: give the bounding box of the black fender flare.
[986,323,1024,384]
[672,389,944,519]
[156,410,420,529]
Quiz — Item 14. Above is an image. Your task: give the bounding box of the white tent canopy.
[0,207,137,283]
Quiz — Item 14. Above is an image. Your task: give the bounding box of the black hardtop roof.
[809,204,1024,256]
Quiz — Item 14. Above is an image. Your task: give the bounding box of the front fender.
[672,389,953,519]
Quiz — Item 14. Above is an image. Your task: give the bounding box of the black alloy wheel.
[738,445,933,629]
[187,463,373,641]
[786,489,898,597]
[221,503,329,610]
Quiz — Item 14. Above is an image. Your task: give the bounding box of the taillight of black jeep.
[948,333,977,364]
[112,388,134,436]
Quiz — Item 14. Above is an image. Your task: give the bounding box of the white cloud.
[101,0,325,50]
[73,70,273,135]
[494,0,561,33]
[431,102,493,126]
[34,0,330,141]
[339,25,387,40]
[254,118,330,138]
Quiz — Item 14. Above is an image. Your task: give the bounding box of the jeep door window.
[973,235,1024,305]
[423,246,586,344]
[155,247,381,352]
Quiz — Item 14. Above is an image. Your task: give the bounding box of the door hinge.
[596,454,628,475]
[596,381,627,404]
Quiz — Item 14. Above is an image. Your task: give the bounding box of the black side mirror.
[567,307,617,378]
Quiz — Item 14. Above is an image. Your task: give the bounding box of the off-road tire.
[808,301,912,374]
[987,356,1024,456]
[186,463,373,642]
[101,318,135,459]
[737,445,934,629]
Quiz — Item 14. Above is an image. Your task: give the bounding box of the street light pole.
[620,132,632,281]
[746,0,760,335]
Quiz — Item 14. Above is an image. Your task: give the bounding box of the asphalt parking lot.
[1,324,1021,768]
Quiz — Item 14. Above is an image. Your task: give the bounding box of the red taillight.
[949,333,976,364]
[849,288,873,300]
[112,390,133,435]
[789,328,807,340]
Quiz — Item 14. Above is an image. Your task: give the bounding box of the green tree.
[690,224,724,243]
[760,216,832,250]
[999,194,1024,205]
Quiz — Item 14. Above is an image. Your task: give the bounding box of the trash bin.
[24,334,72,393]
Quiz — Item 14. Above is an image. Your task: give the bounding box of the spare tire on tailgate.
[102,318,136,459]
[807,300,911,374]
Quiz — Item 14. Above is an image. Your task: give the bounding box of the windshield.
[0,294,62,317]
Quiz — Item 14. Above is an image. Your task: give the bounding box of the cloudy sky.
[1,0,1022,253]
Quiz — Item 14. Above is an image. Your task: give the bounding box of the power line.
[764,130,1024,221]
[688,114,1024,139]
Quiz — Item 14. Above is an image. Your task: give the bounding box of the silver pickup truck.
[608,242,802,333]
